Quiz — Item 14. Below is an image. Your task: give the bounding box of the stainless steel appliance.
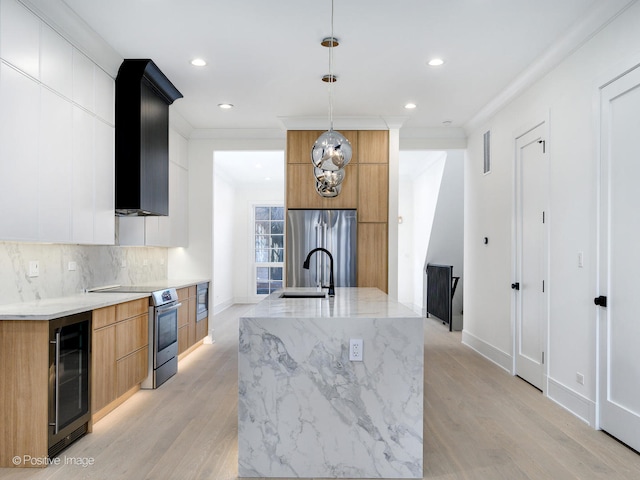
[48,311,91,457]
[196,282,209,322]
[286,209,357,288]
[142,288,180,389]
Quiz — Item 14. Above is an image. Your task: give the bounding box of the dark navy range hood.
[115,59,183,216]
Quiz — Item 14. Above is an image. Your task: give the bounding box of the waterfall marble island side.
[238,287,424,478]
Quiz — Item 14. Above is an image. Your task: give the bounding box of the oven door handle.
[156,302,182,314]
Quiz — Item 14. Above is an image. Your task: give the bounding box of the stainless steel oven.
[48,311,91,457]
[196,282,209,322]
[141,288,180,389]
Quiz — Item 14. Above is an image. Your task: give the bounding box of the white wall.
[397,150,464,316]
[397,175,415,307]
[212,163,284,310]
[413,155,446,309]
[168,136,285,331]
[212,168,236,311]
[398,152,446,311]
[425,150,464,322]
[463,1,640,425]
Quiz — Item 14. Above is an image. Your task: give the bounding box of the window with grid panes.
[254,206,284,295]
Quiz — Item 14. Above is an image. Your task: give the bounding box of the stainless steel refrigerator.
[286,209,357,288]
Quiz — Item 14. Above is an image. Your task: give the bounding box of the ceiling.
[215,151,285,185]
[59,0,613,133]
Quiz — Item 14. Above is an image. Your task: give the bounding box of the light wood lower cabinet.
[0,320,49,467]
[196,316,208,343]
[178,285,205,356]
[91,325,117,413]
[358,223,388,292]
[92,299,149,423]
[116,346,149,397]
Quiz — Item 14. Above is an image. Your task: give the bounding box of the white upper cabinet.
[94,67,115,125]
[93,118,115,244]
[72,106,95,244]
[39,88,73,242]
[0,0,116,244]
[0,0,40,79]
[169,161,188,247]
[40,24,73,99]
[0,63,40,241]
[72,50,95,113]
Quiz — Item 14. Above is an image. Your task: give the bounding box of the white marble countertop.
[0,278,209,321]
[242,287,420,319]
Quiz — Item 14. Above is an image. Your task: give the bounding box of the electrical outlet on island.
[349,338,363,362]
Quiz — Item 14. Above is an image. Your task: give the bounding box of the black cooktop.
[97,285,168,293]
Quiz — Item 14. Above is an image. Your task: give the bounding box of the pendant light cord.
[328,0,334,131]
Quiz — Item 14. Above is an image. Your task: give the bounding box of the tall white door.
[598,64,640,451]
[514,123,548,391]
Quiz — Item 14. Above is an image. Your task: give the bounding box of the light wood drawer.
[116,346,148,397]
[116,297,149,321]
[115,313,148,359]
[177,287,190,301]
[178,324,189,354]
[93,305,116,329]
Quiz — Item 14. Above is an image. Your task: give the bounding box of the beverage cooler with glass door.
[48,311,91,457]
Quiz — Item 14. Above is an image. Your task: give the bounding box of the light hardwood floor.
[2,304,639,479]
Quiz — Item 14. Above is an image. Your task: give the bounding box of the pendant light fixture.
[311,0,352,197]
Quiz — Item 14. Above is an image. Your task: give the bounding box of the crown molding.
[20,0,123,76]
[189,128,286,140]
[277,116,407,130]
[464,0,638,134]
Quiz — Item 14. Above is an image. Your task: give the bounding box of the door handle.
[594,295,607,307]
[511,282,520,290]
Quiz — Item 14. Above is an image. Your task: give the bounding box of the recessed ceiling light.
[218,103,234,109]
[404,103,417,109]
[428,58,445,67]
[191,58,207,67]
[442,120,453,126]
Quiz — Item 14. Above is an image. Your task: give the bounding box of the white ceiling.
[215,151,285,185]
[56,0,621,134]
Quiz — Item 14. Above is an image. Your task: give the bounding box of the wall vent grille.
[483,130,491,174]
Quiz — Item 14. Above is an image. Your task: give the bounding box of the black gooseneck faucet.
[303,247,335,297]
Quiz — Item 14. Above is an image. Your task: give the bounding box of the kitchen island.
[238,287,423,478]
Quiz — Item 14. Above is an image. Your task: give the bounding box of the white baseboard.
[461,330,512,373]
[213,299,234,315]
[547,377,596,427]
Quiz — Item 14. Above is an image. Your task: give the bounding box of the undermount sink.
[279,291,328,299]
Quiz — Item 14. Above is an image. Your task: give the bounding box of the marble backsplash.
[0,242,168,305]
